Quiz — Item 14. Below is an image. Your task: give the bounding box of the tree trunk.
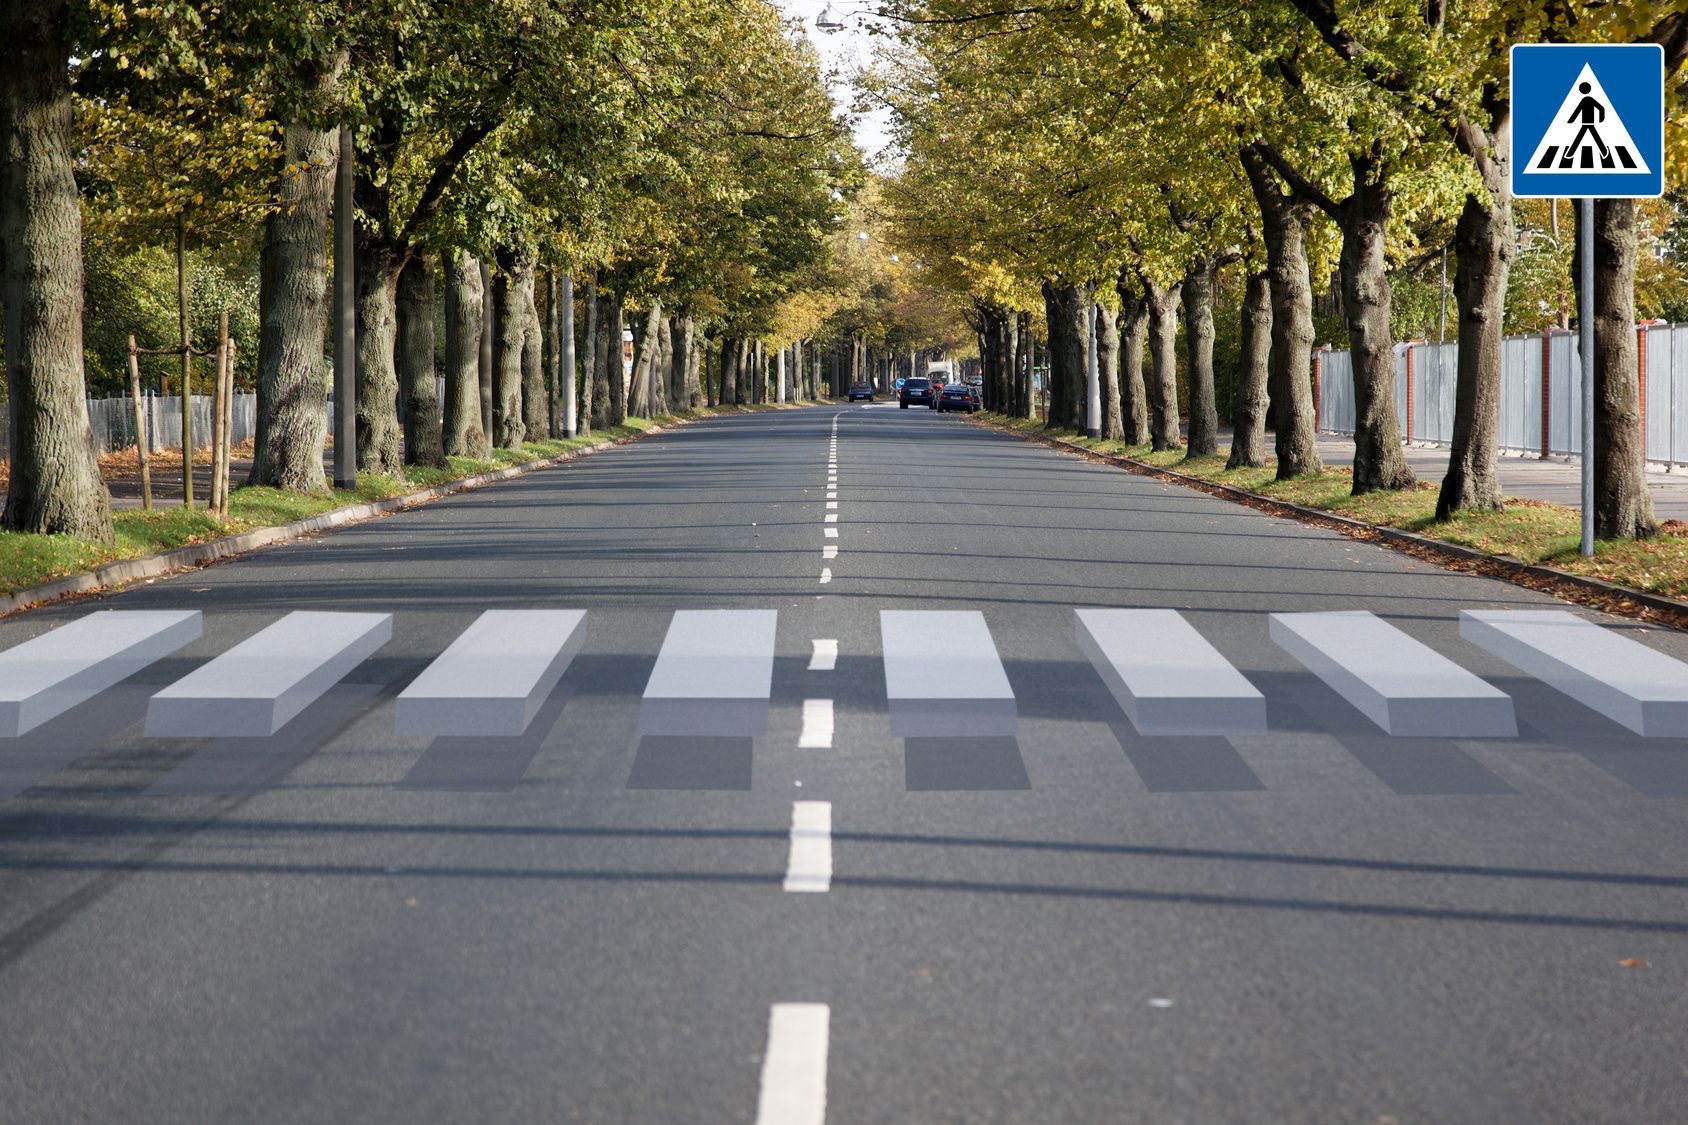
[578,274,597,437]
[629,301,663,416]
[1240,146,1322,478]
[1016,313,1034,419]
[398,251,444,468]
[492,251,526,449]
[1118,286,1149,445]
[520,265,546,440]
[1436,131,1512,517]
[605,289,626,425]
[478,260,494,440]
[352,238,404,476]
[0,0,114,541]
[1227,270,1272,469]
[249,82,339,492]
[1144,278,1182,451]
[591,288,612,428]
[1097,302,1123,441]
[1182,262,1219,456]
[1340,167,1414,493]
[669,316,690,408]
[544,269,561,439]
[1590,199,1656,540]
[443,251,486,457]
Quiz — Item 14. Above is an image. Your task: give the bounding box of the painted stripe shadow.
[0,682,155,799]
[638,609,777,737]
[146,611,393,738]
[1274,677,1515,797]
[145,682,385,796]
[1462,610,1688,737]
[881,610,1017,737]
[1506,677,1688,798]
[1076,608,1265,735]
[1,610,202,737]
[396,609,586,737]
[400,687,575,792]
[1270,611,1516,737]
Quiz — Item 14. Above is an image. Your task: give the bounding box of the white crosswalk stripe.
[396,609,587,736]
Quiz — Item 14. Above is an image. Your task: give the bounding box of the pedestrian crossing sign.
[1511,43,1664,199]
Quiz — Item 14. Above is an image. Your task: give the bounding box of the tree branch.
[1254,141,1344,220]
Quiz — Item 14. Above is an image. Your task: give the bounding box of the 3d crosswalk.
[4,606,1688,774]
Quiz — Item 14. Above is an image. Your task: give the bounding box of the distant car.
[937,383,980,413]
[847,381,874,402]
[899,376,935,409]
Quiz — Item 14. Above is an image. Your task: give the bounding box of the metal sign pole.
[1580,195,1594,557]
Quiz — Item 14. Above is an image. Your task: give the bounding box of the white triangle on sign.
[1524,64,1650,175]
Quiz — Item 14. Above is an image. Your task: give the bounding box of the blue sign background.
[1511,43,1664,199]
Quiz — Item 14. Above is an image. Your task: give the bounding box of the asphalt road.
[2,403,1686,1124]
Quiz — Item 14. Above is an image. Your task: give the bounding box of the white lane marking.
[798,699,835,749]
[824,528,839,538]
[824,514,838,523]
[396,609,587,736]
[827,491,837,499]
[754,1003,830,1125]
[783,801,832,892]
[819,568,833,584]
[809,639,838,671]
[826,501,838,510]
[823,546,838,559]
[1,610,202,737]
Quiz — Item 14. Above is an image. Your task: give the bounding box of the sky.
[773,0,896,164]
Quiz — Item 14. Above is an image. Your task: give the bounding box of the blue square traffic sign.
[1511,43,1664,199]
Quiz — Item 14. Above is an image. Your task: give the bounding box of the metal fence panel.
[1394,345,1408,430]
[1498,335,1537,454]
[1318,348,1354,434]
[1645,326,1674,464]
[1420,342,1459,445]
[1671,325,1688,466]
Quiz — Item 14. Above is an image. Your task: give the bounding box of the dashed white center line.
[826,491,837,499]
[783,801,832,892]
[798,699,835,748]
[824,514,838,523]
[823,545,838,559]
[809,639,838,670]
[754,1002,830,1125]
[826,501,838,510]
[823,528,838,538]
[819,568,833,584]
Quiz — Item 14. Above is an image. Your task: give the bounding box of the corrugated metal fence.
[1317,322,1688,464]
[0,393,259,461]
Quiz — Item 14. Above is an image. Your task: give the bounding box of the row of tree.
[1,0,865,544]
[880,0,1687,540]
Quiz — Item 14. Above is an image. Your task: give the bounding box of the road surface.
[1,404,1685,1123]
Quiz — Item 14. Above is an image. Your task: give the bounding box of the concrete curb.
[1,417,683,619]
[970,416,1688,629]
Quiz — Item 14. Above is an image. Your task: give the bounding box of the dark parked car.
[847,381,874,401]
[937,383,980,413]
[899,376,936,409]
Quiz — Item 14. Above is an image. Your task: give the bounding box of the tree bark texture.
[1590,199,1656,540]
[478,260,494,439]
[520,265,546,441]
[249,75,340,492]
[590,288,612,428]
[1436,126,1513,517]
[1144,278,1182,451]
[492,254,526,450]
[605,289,626,425]
[1241,146,1322,478]
[1118,287,1149,445]
[579,275,597,436]
[397,251,444,468]
[1182,263,1219,456]
[1339,167,1414,493]
[1097,303,1123,442]
[352,239,404,475]
[1227,270,1273,469]
[0,0,114,540]
[443,251,487,457]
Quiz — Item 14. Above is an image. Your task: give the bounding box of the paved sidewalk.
[1314,433,1688,522]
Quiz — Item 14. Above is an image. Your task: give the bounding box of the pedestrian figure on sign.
[1560,81,1612,167]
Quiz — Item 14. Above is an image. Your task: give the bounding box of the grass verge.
[980,413,1688,601]
[0,411,730,597]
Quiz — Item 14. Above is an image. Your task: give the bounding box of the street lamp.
[816,4,845,32]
